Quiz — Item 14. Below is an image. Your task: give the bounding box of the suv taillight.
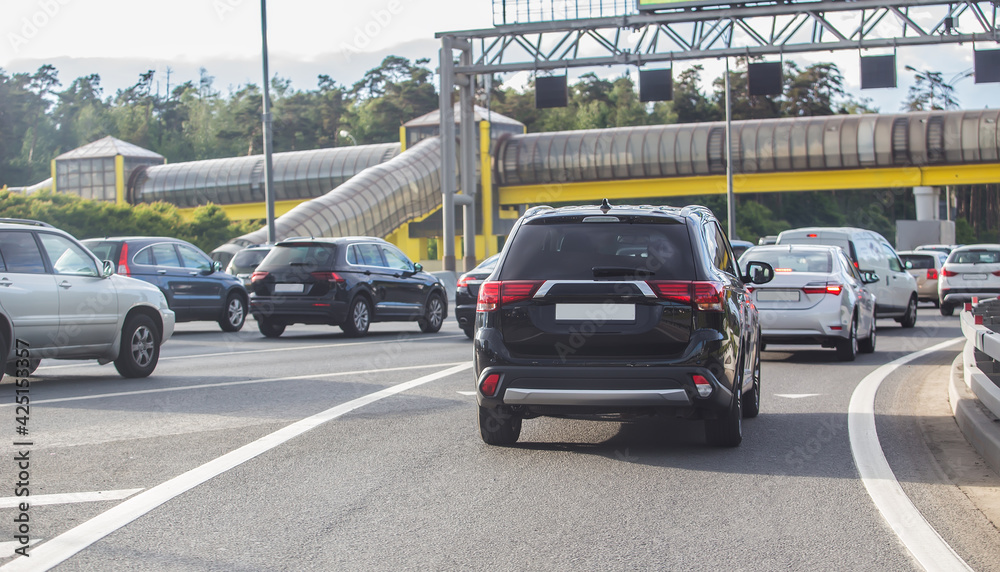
[311,271,345,284]
[117,242,130,276]
[927,268,938,280]
[250,271,269,283]
[648,281,725,312]
[942,267,958,277]
[476,280,542,312]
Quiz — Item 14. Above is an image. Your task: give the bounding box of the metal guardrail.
[959,305,1000,421]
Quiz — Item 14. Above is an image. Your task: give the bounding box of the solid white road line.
[37,334,465,370]
[0,489,142,509]
[456,391,476,396]
[774,393,822,399]
[0,362,473,571]
[0,362,468,408]
[848,337,970,572]
[0,540,39,558]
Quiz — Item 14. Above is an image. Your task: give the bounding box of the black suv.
[474,202,774,447]
[248,237,447,338]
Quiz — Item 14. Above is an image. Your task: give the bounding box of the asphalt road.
[1,307,998,571]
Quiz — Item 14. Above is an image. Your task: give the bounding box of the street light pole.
[260,0,276,244]
[725,57,735,241]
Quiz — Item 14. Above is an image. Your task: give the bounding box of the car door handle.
[158,269,167,275]
[58,280,73,289]
[189,271,199,276]
[0,278,10,287]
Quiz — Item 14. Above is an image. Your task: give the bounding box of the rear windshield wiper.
[592,266,652,278]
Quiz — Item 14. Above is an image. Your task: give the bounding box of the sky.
[1,0,995,115]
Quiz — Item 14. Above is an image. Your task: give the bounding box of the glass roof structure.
[131,143,400,207]
[230,137,442,246]
[55,136,165,161]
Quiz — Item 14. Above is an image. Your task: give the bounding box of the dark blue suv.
[82,237,249,332]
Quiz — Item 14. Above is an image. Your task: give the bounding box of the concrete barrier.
[954,304,1000,476]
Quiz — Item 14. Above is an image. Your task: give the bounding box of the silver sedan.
[740,244,878,361]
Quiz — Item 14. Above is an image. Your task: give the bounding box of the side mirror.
[861,271,880,284]
[904,260,913,269]
[102,259,115,278]
[413,262,423,273]
[743,261,774,285]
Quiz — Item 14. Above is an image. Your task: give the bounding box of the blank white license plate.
[757,290,800,302]
[965,273,987,281]
[274,283,304,293]
[555,303,635,322]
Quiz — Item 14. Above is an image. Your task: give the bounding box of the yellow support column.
[479,120,493,258]
[50,159,57,193]
[114,155,125,204]
[399,126,407,152]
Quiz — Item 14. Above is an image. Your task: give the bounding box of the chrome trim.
[502,388,691,406]
[533,280,657,298]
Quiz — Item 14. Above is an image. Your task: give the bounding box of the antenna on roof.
[600,198,612,213]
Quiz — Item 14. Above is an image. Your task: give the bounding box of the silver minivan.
[776,227,918,327]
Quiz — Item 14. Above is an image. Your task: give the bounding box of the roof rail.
[0,218,54,228]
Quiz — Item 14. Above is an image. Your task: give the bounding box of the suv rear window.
[259,243,338,271]
[498,220,695,280]
[746,250,832,273]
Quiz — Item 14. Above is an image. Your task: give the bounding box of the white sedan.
[740,244,878,361]
[938,244,1000,316]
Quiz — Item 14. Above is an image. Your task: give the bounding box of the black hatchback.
[474,202,773,447]
[455,254,499,339]
[248,237,448,338]
[82,236,249,332]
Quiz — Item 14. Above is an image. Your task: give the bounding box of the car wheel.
[418,294,445,334]
[341,296,371,337]
[742,341,761,419]
[898,296,918,328]
[706,389,743,447]
[4,358,39,377]
[836,317,858,362]
[478,405,522,446]
[257,318,286,338]
[114,314,160,378]
[463,325,474,339]
[940,303,955,316]
[858,318,876,354]
[219,293,247,332]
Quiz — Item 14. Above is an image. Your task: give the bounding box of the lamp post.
[260,0,276,244]
[339,130,358,146]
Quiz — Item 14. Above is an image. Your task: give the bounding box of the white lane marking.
[774,393,822,399]
[848,338,970,572]
[0,540,40,558]
[0,362,473,571]
[0,362,467,408]
[0,489,142,509]
[456,391,476,396]
[37,334,465,370]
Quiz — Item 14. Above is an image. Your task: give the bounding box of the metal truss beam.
[438,1,1000,74]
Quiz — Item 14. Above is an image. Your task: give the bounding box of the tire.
[706,389,743,447]
[858,318,876,354]
[742,341,761,418]
[478,405,522,446]
[340,296,371,337]
[219,293,247,332]
[836,317,858,362]
[418,294,445,334]
[4,358,39,377]
[257,318,286,338]
[940,303,955,317]
[463,325,474,339]
[114,314,160,378]
[898,296,918,328]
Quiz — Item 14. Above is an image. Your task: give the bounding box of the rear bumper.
[249,296,347,325]
[941,289,1000,305]
[476,364,734,417]
[455,304,476,329]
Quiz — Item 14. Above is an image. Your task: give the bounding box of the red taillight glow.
[806,233,818,238]
[803,283,842,295]
[480,373,501,397]
[250,271,269,283]
[648,281,724,311]
[457,275,471,288]
[310,271,345,284]
[992,270,1000,277]
[927,268,938,280]
[942,267,958,277]
[476,281,542,312]
[117,242,130,277]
